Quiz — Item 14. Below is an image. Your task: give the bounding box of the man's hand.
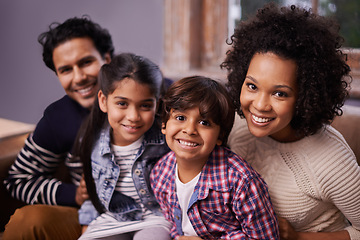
[75,174,89,206]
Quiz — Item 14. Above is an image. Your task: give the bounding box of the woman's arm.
[278,217,350,240]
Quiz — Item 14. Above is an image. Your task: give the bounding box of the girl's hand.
[278,217,299,240]
[76,174,89,206]
[82,225,88,234]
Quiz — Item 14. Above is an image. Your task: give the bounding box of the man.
[3,16,114,240]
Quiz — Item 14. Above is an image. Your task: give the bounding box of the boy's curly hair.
[221,2,350,136]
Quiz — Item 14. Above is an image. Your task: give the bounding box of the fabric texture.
[228,115,360,240]
[2,205,81,240]
[79,121,171,239]
[4,95,89,206]
[150,145,280,240]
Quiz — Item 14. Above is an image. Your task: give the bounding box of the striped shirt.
[4,95,88,206]
[111,136,152,218]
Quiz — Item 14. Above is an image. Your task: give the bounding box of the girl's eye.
[117,102,127,107]
[246,83,257,91]
[274,91,288,98]
[141,103,154,110]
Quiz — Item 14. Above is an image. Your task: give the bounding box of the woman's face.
[240,52,299,142]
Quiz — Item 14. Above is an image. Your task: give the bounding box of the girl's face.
[99,78,157,146]
[162,107,221,165]
[240,52,298,142]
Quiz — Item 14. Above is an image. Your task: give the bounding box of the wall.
[0,0,164,124]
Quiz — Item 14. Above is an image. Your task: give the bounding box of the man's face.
[52,37,110,109]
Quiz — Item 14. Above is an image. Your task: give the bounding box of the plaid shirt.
[150,145,279,240]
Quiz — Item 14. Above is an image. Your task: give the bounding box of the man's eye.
[59,68,72,74]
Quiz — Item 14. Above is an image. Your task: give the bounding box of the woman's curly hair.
[221,2,351,136]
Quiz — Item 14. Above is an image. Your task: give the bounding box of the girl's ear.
[161,122,166,135]
[98,90,108,113]
[216,139,222,146]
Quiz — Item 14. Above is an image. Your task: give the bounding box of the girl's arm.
[278,217,350,240]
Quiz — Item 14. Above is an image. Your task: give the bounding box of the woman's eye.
[246,83,257,91]
[274,91,288,98]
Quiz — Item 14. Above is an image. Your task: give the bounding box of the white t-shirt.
[175,164,201,236]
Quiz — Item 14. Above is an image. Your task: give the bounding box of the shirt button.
[176,216,180,220]
[139,189,146,195]
[135,169,141,175]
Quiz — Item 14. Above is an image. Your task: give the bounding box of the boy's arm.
[231,174,280,239]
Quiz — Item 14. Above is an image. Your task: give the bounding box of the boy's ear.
[161,123,166,135]
[216,139,222,146]
[98,90,108,113]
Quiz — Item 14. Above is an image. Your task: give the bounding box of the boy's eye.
[175,115,185,121]
[199,120,210,126]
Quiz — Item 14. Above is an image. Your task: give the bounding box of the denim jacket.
[78,121,170,225]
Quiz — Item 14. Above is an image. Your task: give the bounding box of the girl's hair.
[161,76,235,146]
[221,2,351,136]
[73,53,164,214]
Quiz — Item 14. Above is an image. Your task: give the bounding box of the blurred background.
[1,0,359,124]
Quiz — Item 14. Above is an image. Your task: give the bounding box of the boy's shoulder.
[211,146,260,180]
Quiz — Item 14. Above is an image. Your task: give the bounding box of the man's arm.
[4,133,79,206]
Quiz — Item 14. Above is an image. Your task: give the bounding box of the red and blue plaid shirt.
[150,145,279,240]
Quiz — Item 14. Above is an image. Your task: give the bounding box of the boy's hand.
[76,174,89,206]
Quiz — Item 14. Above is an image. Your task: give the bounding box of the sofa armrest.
[0,133,29,232]
[331,104,360,165]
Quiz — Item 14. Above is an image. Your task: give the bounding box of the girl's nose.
[127,106,140,122]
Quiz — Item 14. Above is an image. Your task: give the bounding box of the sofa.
[0,103,360,234]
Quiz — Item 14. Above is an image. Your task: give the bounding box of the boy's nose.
[183,121,197,135]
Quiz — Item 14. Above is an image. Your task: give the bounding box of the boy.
[150,76,279,239]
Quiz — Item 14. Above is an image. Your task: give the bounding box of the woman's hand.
[178,236,203,240]
[278,217,299,240]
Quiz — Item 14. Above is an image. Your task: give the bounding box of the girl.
[222,3,360,240]
[74,53,171,240]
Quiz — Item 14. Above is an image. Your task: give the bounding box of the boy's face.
[52,37,111,109]
[162,107,222,164]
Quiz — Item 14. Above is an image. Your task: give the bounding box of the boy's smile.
[162,107,221,165]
